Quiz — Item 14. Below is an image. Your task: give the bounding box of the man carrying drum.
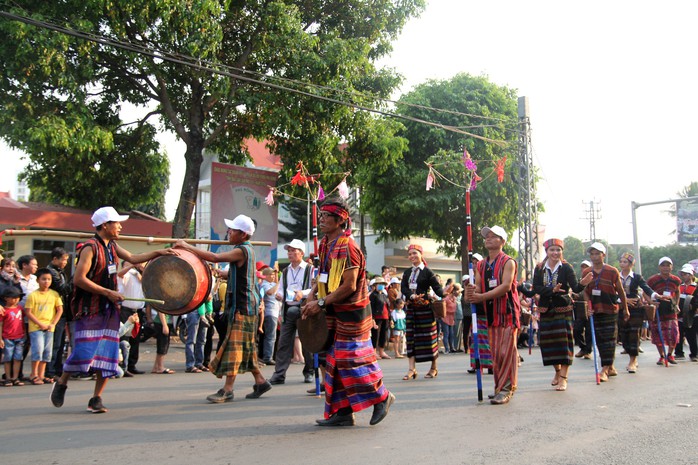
[51,207,177,413]
[302,197,394,427]
[175,214,272,403]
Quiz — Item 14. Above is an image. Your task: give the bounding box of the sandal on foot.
[3,379,12,387]
[30,376,44,385]
[424,369,438,379]
[551,368,560,386]
[13,378,24,386]
[402,369,417,380]
[43,377,54,384]
[556,376,568,391]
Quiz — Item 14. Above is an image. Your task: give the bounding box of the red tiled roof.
[0,201,172,237]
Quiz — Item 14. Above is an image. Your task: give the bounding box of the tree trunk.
[173,139,205,238]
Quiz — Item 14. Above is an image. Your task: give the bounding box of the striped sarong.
[405,302,438,363]
[210,312,259,377]
[470,315,492,369]
[538,310,573,366]
[619,308,644,356]
[63,307,120,377]
[650,316,679,347]
[324,333,388,418]
[488,326,518,394]
[592,312,617,366]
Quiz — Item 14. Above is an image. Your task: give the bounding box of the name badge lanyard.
[591,270,602,297]
[319,237,340,284]
[409,267,419,290]
[545,268,555,288]
[486,258,498,289]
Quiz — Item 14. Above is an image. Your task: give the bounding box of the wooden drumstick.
[122,297,165,305]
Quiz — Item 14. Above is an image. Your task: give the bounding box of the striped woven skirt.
[619,307,645,356]
[591,313,617,366]
[650,314,679,347]
[63,307,120,377]
[406,303,438,363]
[324,333,388,418]
[470,315,492,369]
[210,312,259,378]
[538,309,574,366]
[488,325,519,394]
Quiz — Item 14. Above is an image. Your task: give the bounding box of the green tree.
[639,244,698,276]
[278,197,308,244]
[359,74,522,273]
[20,122,170,218]
[0,0,424,236]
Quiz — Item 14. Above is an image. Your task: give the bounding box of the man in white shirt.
[117,262,146,375]
[269,239,315,385]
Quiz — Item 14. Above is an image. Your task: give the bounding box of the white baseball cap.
[284,239,306,254]
[461,274,470,282]
[680,264,694,275]
[481,226,507,242]
[91,206,129,227]
[224,215,255,236]
[472,253,483,262]
[587,242,606,255]
[580,260,592,268]
[658,256,673,266]
[389,277,401,285]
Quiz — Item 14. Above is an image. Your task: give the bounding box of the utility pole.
[517,96,540,280]
[582,200,602,241]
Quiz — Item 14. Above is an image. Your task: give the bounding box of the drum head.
[142,255,208,314]
[297,310,329,353]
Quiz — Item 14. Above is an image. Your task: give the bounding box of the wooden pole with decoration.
[426,149,507,403]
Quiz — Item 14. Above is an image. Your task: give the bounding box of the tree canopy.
[0,0,424,236]
[359,73,521,271]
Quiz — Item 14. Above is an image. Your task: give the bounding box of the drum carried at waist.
[297,309,330,353]
[142,249,213,315]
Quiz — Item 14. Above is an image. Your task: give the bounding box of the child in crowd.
[391,298,406,358]
[24,268,63,385]
[1,286,26,386]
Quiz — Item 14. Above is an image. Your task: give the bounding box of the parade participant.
[617,253,654,373]
[175,214,272,403]
[573,260,593,359]
[532,239,585,391]
[269,239,315,385]
[581,242,628,382]
[646,257,682,365]
[400,243,443,380]
[467,226,521,405]
[51,207,176,413]
[302,198,394,427]
[466,253,493,374]
[676,264,697,360]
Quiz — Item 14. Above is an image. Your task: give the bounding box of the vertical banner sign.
[677,199,698,244]
[210,162,279,264]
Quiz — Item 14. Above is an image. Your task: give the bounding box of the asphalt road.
[1,339,697,465]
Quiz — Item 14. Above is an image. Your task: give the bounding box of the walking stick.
[465,186,484,402]
[655,305,668,367]
[589,311,601,385]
